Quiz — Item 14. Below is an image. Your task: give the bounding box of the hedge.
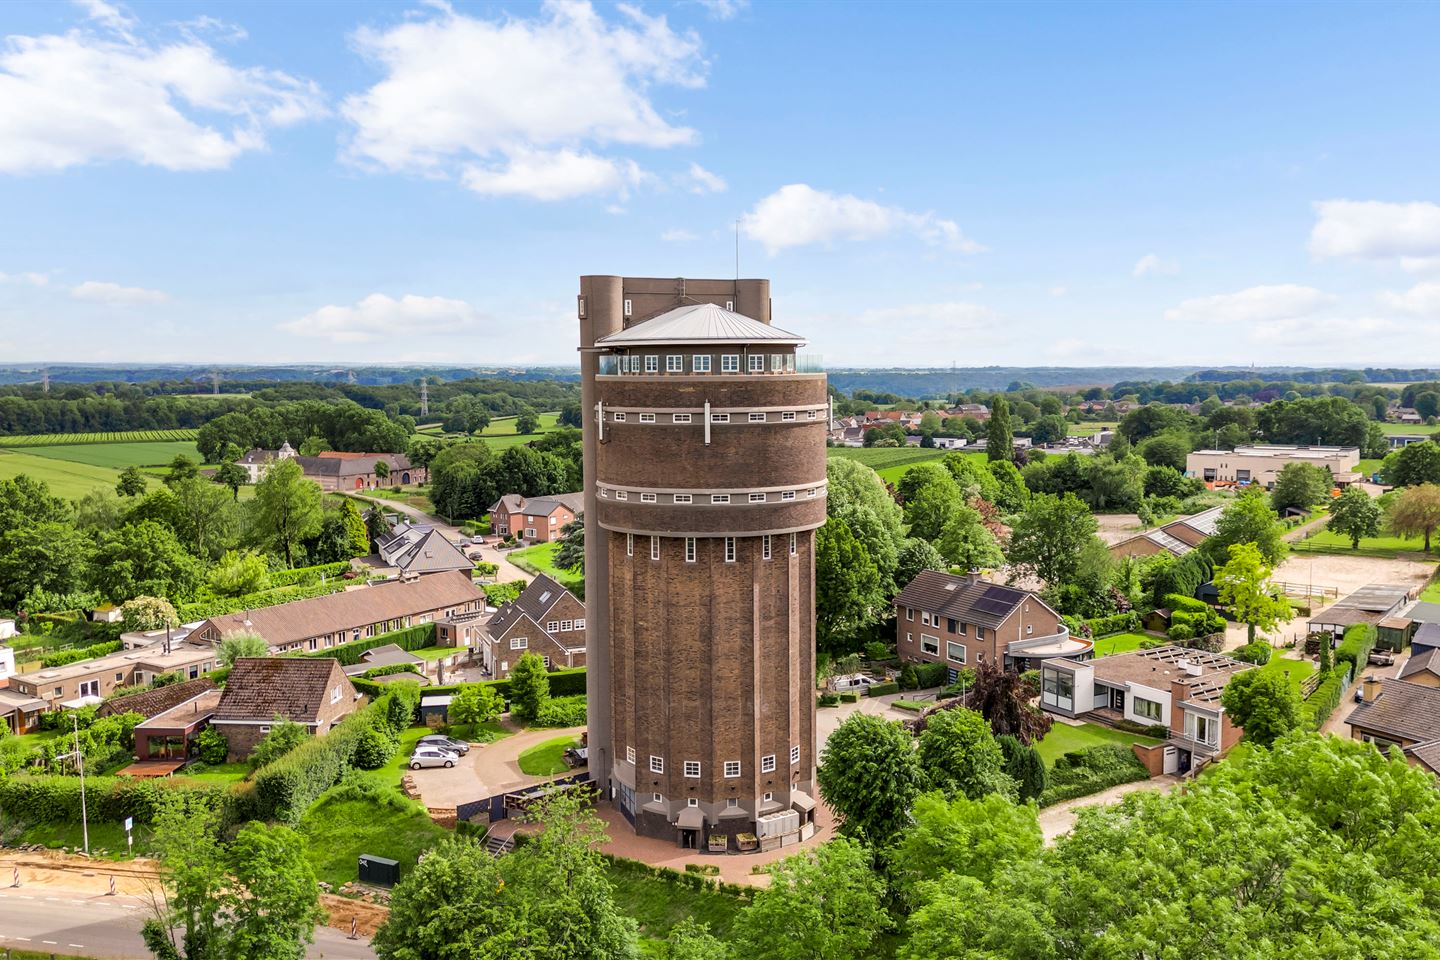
[1163,593,1211,614]
[1335,624,1377,676]
[817,693,840,708]
[867,680,900,697]
[0,774,232,824]
[535,695,587,727]
[1304,665,1353,730]
[1231,641,1273,665]
[1040,744,1150,807]
[354,666,588,704]
[294,623,436,667]
[265,561,352,589]
[40,639,122,668]
[1084,612,1140,638]
[177,579,350,622]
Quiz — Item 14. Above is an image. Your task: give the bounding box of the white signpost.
[124,817,133,858]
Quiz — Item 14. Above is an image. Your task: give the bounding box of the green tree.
[209,550,270,597]
[987,395,1013,462]
[90,520,204,603]
[917,707,1014,800]
[0,474,70,537]
[817,713,922,845]
[1006,492,1098,586]
[218,631,270,667]
[1387,482,1440,551]
[448,683,504,728]
[1204,487,1287,565]
[213,461,249,501]
[1382,440,1440,487]
[997,734,1048,802]
[934,503,1005,570]
[1028,414,1068,445]
[1269,462,1330,514]
[374,459,390,481]
[508,651,551,722]
[943,452,1001,502]
[298,435,331,457]
[0,520,91,607]
[659,919,731,960]
[339,498,371,556]
[249,718,309,769]
[120,595,179,631]
[826,457,906,589]
[170,476,238,558]
[554,512,585,572]
[895,537,947,588]
[1328,485,1382,549]
[1216,542,1292,643]
[117,465,148,498]
[165,454,200,487]
[888,790,1043,906]
[1136,430,1190,471]
[406,436,445,470]
[986,459,1030,513]
[515,409,542,434]
[815,516,885,653]
[903,470,964,541]
[1220,668,1303,747]
[250,458,322,568]
[731,838,889,960]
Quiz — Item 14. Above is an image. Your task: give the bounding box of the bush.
[1231,641,1273,665]
[0,775,230,825]
[818,693,840,708]
[195,728,229,765]
[39,640,122,668]
[262,561,351,589]
[1335,624,1377,676]
[867,680,900,697]
[864,641,892,661]
[1040,744,1149,806]
[898,664,919,690]
[1304,665,1353,730]
[483,581,525,606]
[1162,593,1211,614]
[352,728,397,769]
[534,695,587,728]
[914,661,948,689]
[839,691,860,703]
[1085,612,1140,637]
[349,667,586,704]
[177,579,349,622]
[1167,623,1194,643]
[249,720,308,770]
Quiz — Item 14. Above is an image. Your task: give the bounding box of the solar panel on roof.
[971,585,1025,617]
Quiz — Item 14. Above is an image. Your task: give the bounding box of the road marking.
[43,940,57,945]
[71,944,86,948]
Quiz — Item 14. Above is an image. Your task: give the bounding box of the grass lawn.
[890,698,928,712]
[1356,458,1384,476]
[1293,526,1433,558]
[607,858,747,946]
[411,644,462,661]
[300,795,448,889]
[509,541,583,593]
[1092,632,1154,657]
[19,440,203,469]
[518,735,579,776]
[1423,579,1440,604]
[1034,722,1161,767]
[0,447,125,499]
[447,719,511,744]
[176,761,252,784]
[1378,422,1435,435]
[18,819,153,859]
[1260,654,1317,695]
[1070,421,1118,437]
[11,727,68,750]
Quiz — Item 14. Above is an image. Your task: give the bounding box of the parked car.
[1368,652,1396,667]
[418,734,470,755]
[831,673,878,692]
[409,746,459,769]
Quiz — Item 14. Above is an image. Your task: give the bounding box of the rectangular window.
[614,412,627,422]
[947,618,958,632]
[1134,697,1163,722]
[627,746,636,764]
[907,607,914,621]
[957,622,967,635]
[693,355,711,372]
[616,490,628,501]
[575,618,586,630]
[672,413,692,423]
[727,798,739,809]
[750,492,766,503]
[721,354,740,373]
[807,410,818,420]
[1041,668,1074,712]
[667,355,683,372]
[653,793,663,803]
[780,490,796,502]
[786,354,796,372]
[723,761,741,778]
[650,756,664,774]
[782,411,796,421]
[725,537,736,562]
[771,354,783,371]
[947,641,967,664]
[637,493,656,504]
[626,533,633,556]
[712,494,730,504]
[921,612,931,626]
[764,791,773,802]
[761,754,776,773]
[808,487,818,497]
[639,412,656,423]
[688,798,699,807]
[685,538,696,562]
[650,536,660,560]
[645,354,658,373]
[684,760,701,778]
[711,412,729,423]
[763,534,772,559]
[560,620,573,631]
[510,637,528,650]
[749,354,765,372]
[548,621,560,632]
[673,493,692,504]
[790,745,801,766]
[749,412,766,422]
[623,298,632,317]
[921,634,940,656]
[789,533,797,555]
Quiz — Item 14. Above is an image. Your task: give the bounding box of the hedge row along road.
[0,429,200,446]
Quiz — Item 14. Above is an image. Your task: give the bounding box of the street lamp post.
[62,713,90,856]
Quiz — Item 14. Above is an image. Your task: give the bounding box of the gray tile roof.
[894,571,1046,630]
[214,658,354,724]
[377,524,472,574]
[487,574,573,638]
[596,302,805,346]
[1398,647,1440,682]
[97,677,217,719]
[1406,739,1440,774]
[1348,679,1440,743]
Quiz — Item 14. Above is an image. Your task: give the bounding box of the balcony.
[597,352,824,377]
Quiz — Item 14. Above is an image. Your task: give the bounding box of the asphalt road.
[0,889,376,959]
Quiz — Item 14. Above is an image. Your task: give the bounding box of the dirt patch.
[1095,514,1142,545]
[321,892,390,937]
[1274,552,1435,599]
[0,849,163,896]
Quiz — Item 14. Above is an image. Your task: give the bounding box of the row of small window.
[607,488,818,504]
[616,353,796,374]
[905,607,988,640]
[627,745,802,773]
[610,410,819,423]
[544,619,585,633]
[627,533,798,561]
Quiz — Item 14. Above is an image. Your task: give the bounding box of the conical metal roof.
[596,302,806,347]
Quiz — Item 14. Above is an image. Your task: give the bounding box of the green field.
[1260,654,1317,695]
[1070,421,1118,437]
[518,735,581,776]
[1092,632,1153,657]
[509,540,584,593]
[1293,525,1434,558]
[301,794,448,889]
[1379,422,1435,436]
[0,429,198,446]
[19,439,203,469]
[1034,722,1161,766]
[0,447,129,499]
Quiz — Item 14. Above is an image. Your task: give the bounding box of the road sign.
[124,817,133,831]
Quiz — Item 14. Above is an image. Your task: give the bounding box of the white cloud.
[741,184,984,254]
[0,271,49,286]
[342,1,705,200]
[683,162,726,193]
[0,7,323,174]
[1309,200,1440,261]
[695,0,748,20]
[1381,282,1440,319]
[661,228,697,242]
[71,280,168,304]
[1163,284,1334,325]
[1401,256,1440,275]
[279,293,486,344]
[1132,253,1179,277]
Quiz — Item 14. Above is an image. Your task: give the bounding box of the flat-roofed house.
[1185,444,1360,488]
[211,658,358,760]
[191,570,483,655]
[1109,507,1223,560]
[7,642,219,710]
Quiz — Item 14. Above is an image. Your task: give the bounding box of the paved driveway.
[408,723,586,808]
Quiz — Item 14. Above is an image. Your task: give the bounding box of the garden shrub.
[817,693,840,708]
[863,641,892,662]
[1335,624,1377,676]
[262,561,351,589]
[1167,623,1194,643]
[195,728,229,766]
[1304,665,1353,730]
[177,579,349,622]
[1084,612,1140,637]
[914,661,948,689]
[867,680,900,697]
[352,728,397,770]
[296,623,436,667]
[839,691,859,703]
[534,695,588,728]
[898,665,919,690]
[349,667,586,704]
[0,775,231,824]
[39,640,123,669]
[1231,641,1273,665]
[1040,744,1149,806]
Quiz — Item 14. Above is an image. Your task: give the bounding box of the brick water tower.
[578,276,827,846]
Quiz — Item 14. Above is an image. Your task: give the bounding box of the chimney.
[1362,676,1382,703]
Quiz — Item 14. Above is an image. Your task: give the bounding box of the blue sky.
[2,0,1439,368]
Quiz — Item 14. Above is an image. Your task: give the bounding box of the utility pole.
[419,376,429,417]
[59,714,90,855]
[210,370,221,395]
[41,366,49,394]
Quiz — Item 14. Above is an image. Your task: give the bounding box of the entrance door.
[681,829,697,850]
[1109,688,1125,711]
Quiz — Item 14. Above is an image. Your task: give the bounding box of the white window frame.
[639,412,656,423]
[921,612,932,626]
[626,533,633,556]
[808,487,818,497]
[684,760,701,778]
[761,754,776,773]
[667,355,683,372]
[614,412,627,422]
[685,537,696,562]
[510,637,528,650]
[641,492,657,503]
[771,354,783,372]
[673,413,692,423]
[723,760,741,778]
[673,493,693,504]
[790,745,801,766]
[762,535,772,560]
[650,756,664,774]
[575,618,586,630]
[711,412,729,423]
[906,607,914,621]
[781,490,796,501]
[721,354,740,373]
[749,412,766,422]
[725,537,736,562]
[786,354,796,372]
[748,354,765,372]
[645,354,658,373]
[947,641,967,664]
[727,797,739,809]
[626,746,636,764]
[749,492,766,503]
[623,298,633,317]
[560,620,573,632]
[693,355,711,373]
[782,411,797,421]
[653,793,663,803]
[548,620,560,632]
[525,527,536,538]
[807,410,818,420]
[789,532,797,555]
[688,797,699,807]
[616,489,628,501]
[712,494,730,504]
[650,536,660,560]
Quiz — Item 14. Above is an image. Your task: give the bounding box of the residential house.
[0,643,14,685]
[294,452,424,491]
[893,570,1090,678]
[1393,407,1424,424]
[0,688,46,735]
[337,642,462,686]
[0,618,17,640]
[191,570,483,655]
[1398,648,1440,687]
[471,574,586,675]
[1185,444,1360,487]
[947,403,991,422]
[1387,433,1431,450]
[237,441,297,482]
[210,658,358,760]
[131,685,224,762]
[375,521,473,576]
[99,676,217,720]
[7,641,219,710]
[488,492,584,543]
[1414,622,1440,658]
[1347,676,1440,776]
[1040,645,1253,773]
[1109,506,1223,560]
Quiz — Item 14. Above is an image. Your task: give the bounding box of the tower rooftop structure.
[596,302,806,347]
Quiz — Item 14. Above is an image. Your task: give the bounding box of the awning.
[790,790,817,813]
[58,695,103,710]
[676,806,706,830]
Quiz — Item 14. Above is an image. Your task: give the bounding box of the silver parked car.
[409,746,459,769]
[417,735,470,755]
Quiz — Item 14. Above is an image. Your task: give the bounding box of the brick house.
[477,574,586,675]
[7,642,219,709]
[894,571,1087,676]
[488,492,584,542]
[1040,646,1252,774]
[191,570,483,655]
[375,521,473,576]
[210,658,359,761]
[1347,676,1440,776]
[1108,506,1222,560]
